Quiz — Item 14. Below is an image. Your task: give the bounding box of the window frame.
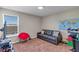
[2,14,19,37]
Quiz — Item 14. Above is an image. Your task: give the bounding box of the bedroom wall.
[0,7,79,43]
[0,8,42,43]
[41,8,79,42]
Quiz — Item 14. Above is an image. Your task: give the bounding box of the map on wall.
[59,18,79,30]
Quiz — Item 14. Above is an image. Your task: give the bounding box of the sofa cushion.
[38,34,43,36]
[38,34,48,38]
[47,36,57,40]
[42,35,49,38]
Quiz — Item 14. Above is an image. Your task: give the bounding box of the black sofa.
[37,29,62,45]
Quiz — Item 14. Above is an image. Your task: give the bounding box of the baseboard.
[12,37,37,44]
[31,36,37,38]
[12,41,20,44]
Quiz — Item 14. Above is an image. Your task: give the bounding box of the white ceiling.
[1,6,79,17]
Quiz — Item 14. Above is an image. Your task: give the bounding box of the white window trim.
[2,14,19,37]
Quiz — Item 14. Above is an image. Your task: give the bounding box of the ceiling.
[1,6,79,17]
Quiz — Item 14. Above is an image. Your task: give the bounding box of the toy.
[0,21,14,52]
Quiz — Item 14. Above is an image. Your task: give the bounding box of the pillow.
[41,31,44,34]
[44,30,47,35]
[46,30,52,36]
[53,31,59,37]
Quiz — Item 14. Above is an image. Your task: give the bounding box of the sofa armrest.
[37,32,41,34]
[37,32,41,38]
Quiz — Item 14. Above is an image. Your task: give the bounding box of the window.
[3,14,19,37]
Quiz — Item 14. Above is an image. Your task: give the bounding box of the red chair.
[18,32,30,41]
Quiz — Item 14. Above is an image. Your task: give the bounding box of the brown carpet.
[14,38,72,52]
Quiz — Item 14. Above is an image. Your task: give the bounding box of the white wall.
[0,7,79,43]
[41,8,79,42]
[0,8,42,43]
